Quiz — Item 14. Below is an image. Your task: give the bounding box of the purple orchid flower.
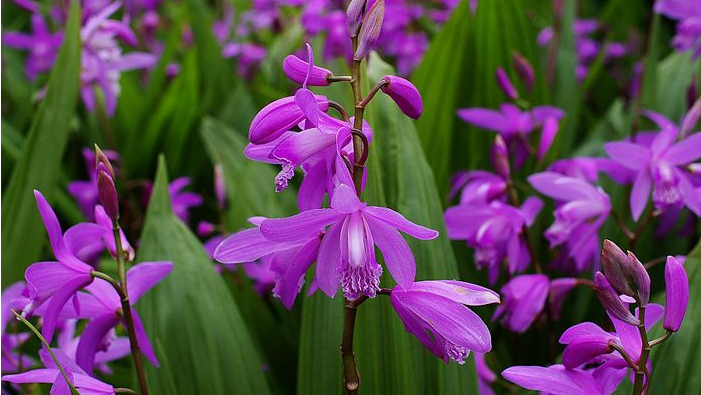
[390,280,500,364]
[24,191,96,342]
[493,274,577,333]
[242,260,277,296]
[529,172,611,272]
[1,348,114,395]
[80,2,157,115]
[444,197,542,284]
[457,103,565,167]
[604,110,701,220]
[503,362,627,395]
[259,183,438,300]
[655,0,701,58]
[449,170,508,205]
[214,217,324,309]
[56,319,130,375]
[169,177,204,224]
[474,352,497,395]
[64,262,171,372]
[2,12,63,81]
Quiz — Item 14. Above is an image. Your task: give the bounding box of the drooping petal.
[298,160,329,210]
[275,237,321,309]
[562,335,614,369]
[457,108,507,132]
[330,183,362,213]
[295,88,320,127]
[1,369,59,384]
[664,133,701,165]
[363,206,438,240]
[42,275,94,342]
[559,322,610,344]
[129,309,158,367]
[365,214,416,288]
[75,314,120,373]
[260,209,343,242]
[315,222,343,297]
[214,227,301,263]
[630,171,652,221]
[63,223,106,263]
[604,142,651,170]
[406,280,500,306]
[126,262,173,304]
[593,272,640,326]
[502,366,587,395]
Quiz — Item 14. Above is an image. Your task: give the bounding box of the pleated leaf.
[136,157,272,395]
[1,0,81,286]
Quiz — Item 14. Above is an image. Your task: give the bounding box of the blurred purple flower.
[445,197,542,284]
[604,110,701,220]
[655,0,701,58]
[391,280,499,364]
[56,319,130,375]
[1,283,33,374]
[242,260,277,296]
[168,177,203,224]
[64,205,135,264]
[529,172,611,272]
[260,183,438,300]
[2,13,63,81]
[474,353,497,395]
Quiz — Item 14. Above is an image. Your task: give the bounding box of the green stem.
[11,310,82,395]
[113,223,150,395]
[632,305,651,395]
[649,330,673,348]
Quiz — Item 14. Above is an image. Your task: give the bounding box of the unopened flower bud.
[663,256,688,332]
[681,97,701,137]
[601,239,634,296]
[593,271,640,326]
[249,95,329,144]
[687,80,697,110]
[282,54,333,86]
[626,251,650,305]
[214,164,226,210]
[97,170,119,221]
[537,117,559,159]
[197,221,216,237]
[496,68,519,101]
[562,335,615,369]
[491,135,510,179]
[347,0,367,37]
[380,75,423,119]
[354,0,384,59]
[512,52,534,92]
[94,144,115,179]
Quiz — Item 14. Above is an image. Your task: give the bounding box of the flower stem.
[341,297,365,394]
[649,330,673,348]
[113,224,150,395]
[632,305,651,395]
[11,310,82,395]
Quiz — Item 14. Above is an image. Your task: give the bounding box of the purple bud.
[490,135,510,179]
[380,75,423,119]
[249,95,329,144]
[512,52,534,91]
[562,335,614,369]
[496,68,519,101]
[94,144,115,179]
[626,251,651,306]
[681,97,701,137]
[601,240,634,296]
[687,80,698,110]
[347,0,367,37]
[663,256,688,332]
[282,54,332,87]
[593,271,640,326]
[355,0,384,59]
[537,117,559,159]
[197,221,216,237]
[97,170,119,221]
[214,164,226,210]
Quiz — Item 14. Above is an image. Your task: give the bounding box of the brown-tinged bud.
[601,239,634,296]
[491,135,510,179]
[626,251,650,306]
[94,144,115,179]
[354,0,384,59]
[347,0,367,37]
[512,51,534,92]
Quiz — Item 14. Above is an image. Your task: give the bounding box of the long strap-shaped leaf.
[1,0,81,286]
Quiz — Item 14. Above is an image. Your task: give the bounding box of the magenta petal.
[537,117,559,159]
[75,314,120,373]
[64,223,105,263]
[126,261,173,304]
[272,127,336,165]
[214,227,299,263]
[365,214,416,289]
[42,275,93,342]
[298,160,329,211]
[129,309,158,367]
[363,206,438,240]
[562,335,614,369]
[315,222,343,297]
[604,142,651,169]
[664,133,701,165]
[664,256,689,332]
[249,96,328,144]
[457,108,507,132]
[330,184,362,214]
[593,272,640,326]
[282,54,331,86]
[380,75,423,119]
[407,280,500,306]
[502,366,587,395]
[260,209,342,242]
[34,191,88,270]
[1,369,59,384]
[295,88,320,126]
[276,237,321,309]
[630,171,651,221]
[559,322,609,344]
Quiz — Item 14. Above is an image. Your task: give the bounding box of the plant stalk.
[632,305,651,395]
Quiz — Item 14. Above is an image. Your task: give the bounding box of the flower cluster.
[213,4,499,388]
[655,0,701,59]
[1,147,172,395]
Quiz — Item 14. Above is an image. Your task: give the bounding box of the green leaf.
[199,117,297,229]
[1,0,81,286]
[297,54,479,394]
[413,0,543,196]
[648,240,701,394]
[136,156,272,395]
